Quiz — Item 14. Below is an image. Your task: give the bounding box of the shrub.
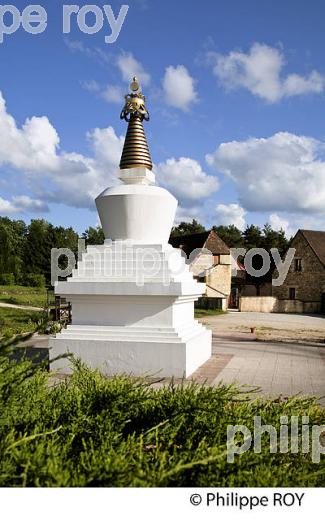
[23,274,46,288]
[0,341,324,488]
[0,273,15,285]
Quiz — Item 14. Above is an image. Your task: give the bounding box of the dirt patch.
[255,327,325,344]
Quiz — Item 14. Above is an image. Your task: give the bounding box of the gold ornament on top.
[120,77,150,122]
[119,77,153,170]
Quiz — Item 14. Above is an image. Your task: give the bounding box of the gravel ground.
[200,311,325,344]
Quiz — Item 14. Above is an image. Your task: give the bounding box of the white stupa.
[50,78,212,377]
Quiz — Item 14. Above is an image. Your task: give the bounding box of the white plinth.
[50,168,212,377]
[50,243,212,377]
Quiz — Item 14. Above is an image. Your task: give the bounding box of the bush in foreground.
[0,338,324,487]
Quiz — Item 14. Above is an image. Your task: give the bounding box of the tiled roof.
[299,229,325,267]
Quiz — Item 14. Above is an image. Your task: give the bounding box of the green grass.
[0,339,324,487]
[195,308,227,318]
[0,308,45,336]
[0,285,47,308]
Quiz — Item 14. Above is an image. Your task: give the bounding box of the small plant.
[28,313,62,334]
[45,321,62,334]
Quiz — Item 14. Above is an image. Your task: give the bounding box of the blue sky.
[1,0,325,236]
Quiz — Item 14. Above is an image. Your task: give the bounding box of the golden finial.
[119,77,152,171]
[130,76,140,92]
[120,77,150,122]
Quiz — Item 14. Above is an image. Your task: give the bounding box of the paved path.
[0,302,43,312]
[194,312,325,404]
[208,335,325,404]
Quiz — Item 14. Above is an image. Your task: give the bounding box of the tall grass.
[0,335,324,487]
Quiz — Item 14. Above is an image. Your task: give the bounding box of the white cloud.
[116,52,150,86]
[81,52,150,106]
[81,80,124,104]
[207,131,325,214]
[0,197,15,213]
[163,65,198,111]
[283,71,325,97]
[0,195,49,214]
[208,43,325,103]
[156,157,218,206]
[64,39,112,67]
[215,203,246,230]
[80,80,100,93]
[268,213,291,235]
[175,205,201,224]
[0,94,60,172]
[269,213,325,237]
[67,41,150,95]
[0,91,124,210]
[101,84,124,104]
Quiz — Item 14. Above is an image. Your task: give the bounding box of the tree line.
[171,219,290,254]
[0,217,104,286]
[0,217,289,286]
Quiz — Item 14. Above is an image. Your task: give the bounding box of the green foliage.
[242,224,264,249]
[170,220,290,253]
[0,285,47,308]
[0,273,15,286]
[213,225,244,248]
[0,337,324,487]
[0,308,45,336]
[262,223,289,255]
[170,219,206,237]
[0,218,79,285]
[0,218,26,280]
[23,220,79,282]
[82,225,105,245]
[23,274,46,288]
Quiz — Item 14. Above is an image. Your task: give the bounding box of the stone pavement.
[190,332,325,405]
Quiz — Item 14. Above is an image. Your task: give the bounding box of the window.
[289,288,296,300]
[294,258,302,272]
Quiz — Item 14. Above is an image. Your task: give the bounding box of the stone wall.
[239,296,320,313]
[205,263,231,298]
[239,296,278,313]
[272,231,325,312]
[241,283,272,297]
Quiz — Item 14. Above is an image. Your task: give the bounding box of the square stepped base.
[49,324,212,378]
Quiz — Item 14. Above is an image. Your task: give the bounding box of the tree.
[170,219,206,237]
[22,220,79,283]
[243,225,264,249]
[213,225,244,248]
[23,220,52,280]
[82,226,105,245]
[262,223,289,255]
[0,218,26,281]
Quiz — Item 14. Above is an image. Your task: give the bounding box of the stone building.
[169,230,231,309]
[273,229,325,313]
